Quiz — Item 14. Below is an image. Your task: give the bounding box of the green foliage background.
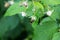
[0,0,60,40]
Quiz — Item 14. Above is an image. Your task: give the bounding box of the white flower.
[4,2,10,7]
[31,16,36,21]
[46,10,54,16]
[22,1,28,7]
[8,0,14,5]
[21,12,26,17]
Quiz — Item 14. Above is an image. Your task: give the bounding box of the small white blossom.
[31,16,36,21]
[22,1,28,7]
[4,2,10,7]
[46,10,54,16]
[21,12,26,17]
[8,0,14,5]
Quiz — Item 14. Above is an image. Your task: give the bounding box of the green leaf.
[52,32,60,40]
[40,17,56,24]
[33,1,44,19]
[3,22,24,39]
[51,5,60,20]
[4,2,26,16]
[0,15,19,37]
[33,1,44,11]
[32,21,58,40]
[41,0,60,5]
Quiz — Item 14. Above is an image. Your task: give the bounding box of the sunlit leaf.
[52,32,60,40]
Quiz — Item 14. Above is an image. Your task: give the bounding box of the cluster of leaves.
[0,0,60,40]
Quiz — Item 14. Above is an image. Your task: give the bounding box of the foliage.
[0,0,60,40]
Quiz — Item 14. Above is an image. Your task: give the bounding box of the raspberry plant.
[0,0,60,40]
